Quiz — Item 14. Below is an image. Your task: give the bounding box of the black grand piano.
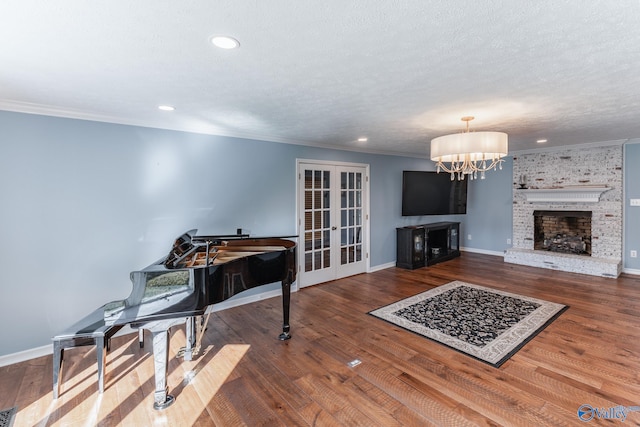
[52,230,296,410]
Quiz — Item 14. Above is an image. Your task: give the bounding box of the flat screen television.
[401,171,468,216]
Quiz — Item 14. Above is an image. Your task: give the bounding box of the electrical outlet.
[507,238,512,245]
[631,250,638,258]
[467,234,472,240]
[630,199,640,206]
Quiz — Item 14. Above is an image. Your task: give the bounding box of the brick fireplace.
[504,144,623,278]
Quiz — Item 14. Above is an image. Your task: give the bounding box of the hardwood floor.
[2,252,640,426]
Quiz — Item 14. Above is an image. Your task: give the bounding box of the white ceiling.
[1,1,639,157]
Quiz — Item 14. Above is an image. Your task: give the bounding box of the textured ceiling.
[1,1,639,157]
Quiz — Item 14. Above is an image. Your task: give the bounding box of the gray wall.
[463,157,514,252]
[0,111,511,357]
[2,110,637,358]
[624,140,640,271]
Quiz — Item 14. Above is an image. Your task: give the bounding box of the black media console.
[396,221,460,269]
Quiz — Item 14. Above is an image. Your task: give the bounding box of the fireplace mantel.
[517,185,610,203]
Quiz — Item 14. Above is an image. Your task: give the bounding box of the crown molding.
[510,139,628,155]
[0,101,427,159]
[0,100,629,160]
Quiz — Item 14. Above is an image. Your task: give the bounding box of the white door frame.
[296,159,370,288]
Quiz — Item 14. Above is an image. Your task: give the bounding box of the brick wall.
[512,145,623,261]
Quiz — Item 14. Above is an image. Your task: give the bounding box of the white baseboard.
[460,247,505,257]
[0,344,52,367]
[369,261,396,272]
[622,267,640,276]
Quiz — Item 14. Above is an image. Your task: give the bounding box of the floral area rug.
[369,280,568,367]
[0,407,16,427]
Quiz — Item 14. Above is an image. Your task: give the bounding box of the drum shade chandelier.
[430,116,508,180]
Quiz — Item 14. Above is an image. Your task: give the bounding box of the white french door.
[297,160,369,287]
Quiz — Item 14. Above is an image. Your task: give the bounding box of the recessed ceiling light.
[536,139,548,143]
[210,35,240,49]
[357,137,368,142]
[158,105,175,111]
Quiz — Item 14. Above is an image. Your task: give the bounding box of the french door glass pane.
[339,171,364,266]
[304,232,312,251]
[304,168,331,272]
[305,252,312,272]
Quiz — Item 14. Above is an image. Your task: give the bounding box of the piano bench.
[52,307,125,399]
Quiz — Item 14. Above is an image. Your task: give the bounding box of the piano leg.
[139,318,187,410]
[151,328,174,410]
[278,277,292,341]
[96,336,107,394]
[176,314,210,361]
[52,344,63,399]
[184,316,202,360]
[183,316,196,361]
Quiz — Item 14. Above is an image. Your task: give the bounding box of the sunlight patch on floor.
[82,394,102,427]
[133,344,251,426]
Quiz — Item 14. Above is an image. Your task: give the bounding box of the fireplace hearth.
[533,210,591,256]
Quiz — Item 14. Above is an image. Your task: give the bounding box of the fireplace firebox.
[533,210,592,256]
